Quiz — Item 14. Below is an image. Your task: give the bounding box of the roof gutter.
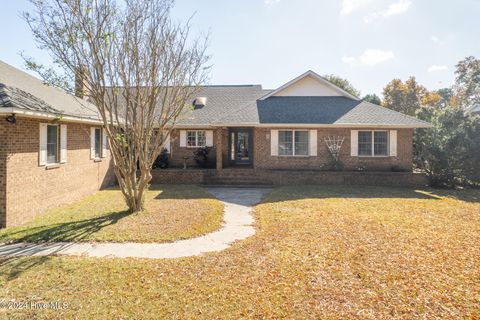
[0,107,104,125]
[173,124,217,129]
[210,123,433,129]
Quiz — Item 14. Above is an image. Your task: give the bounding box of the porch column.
[215,127,224,173]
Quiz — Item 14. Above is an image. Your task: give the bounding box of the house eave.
[0,107,104,125]
[209,122,433,129]
[173,123,216,129]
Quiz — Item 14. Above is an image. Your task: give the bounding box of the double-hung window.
[94,128,102,159]
[186,130,206,147]
[358,130,388,156]
[278,130,309,156]
[91,127,106,160]
[46,125,59,164]
[40,123,67,166]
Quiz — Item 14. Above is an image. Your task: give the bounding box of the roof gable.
[260,70,360,100]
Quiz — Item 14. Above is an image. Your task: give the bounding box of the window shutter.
[60,124,67,163]
[39,123,48,166]
[271,130,278,156]
[389,130,397,157]
[90,127,96,159]
[205,130,214,147]
[309,130,317,156]
[101,129,108,158]
[350,130,358,156]
[164,133,171,152]
[179,130,186,147]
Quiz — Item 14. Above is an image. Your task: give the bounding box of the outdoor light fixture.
[5,113,16,124]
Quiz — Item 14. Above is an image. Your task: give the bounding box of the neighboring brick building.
[0,61,115,227]
[0,61,431,227]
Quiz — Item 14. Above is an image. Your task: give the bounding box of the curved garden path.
[0,187,270,259]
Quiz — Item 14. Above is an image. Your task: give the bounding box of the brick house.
[0,61,430,227]
[0,61,115,227]
[162,70,431,175]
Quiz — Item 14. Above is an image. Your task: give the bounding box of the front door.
[229,128,253,165]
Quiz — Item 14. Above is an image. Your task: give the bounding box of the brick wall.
[166,127,413,171]
[0,121,7,227]
[260,170,427,187]
[168,128,229,168]
[151,168,214,184]
[150,168,428,187]
[1,117,115,227]
[253,128,413,171]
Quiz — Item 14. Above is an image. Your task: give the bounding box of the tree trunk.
[118,167,152,213]
[122,183,146,213]
[23,0,209,214]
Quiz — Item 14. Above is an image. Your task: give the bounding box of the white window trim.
[46,124,60,165]
[60,124,67,163]
[278,129,310,157]
[358,130,389,157]
[186,130,207,148]
[91,127,103,160]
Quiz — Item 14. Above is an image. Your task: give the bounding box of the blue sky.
[0,0,478,96]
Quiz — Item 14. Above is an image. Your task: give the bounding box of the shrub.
[414,106,480,187]
[193,146,213,168]
[326,159,344,171]
[152,148,170,169]
[390,165,408,172]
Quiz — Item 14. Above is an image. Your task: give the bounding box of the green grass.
[0,185,224,243]
[0,186,479,319]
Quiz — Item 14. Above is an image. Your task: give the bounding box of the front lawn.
[0,186,479,319]
[0,185,224,243]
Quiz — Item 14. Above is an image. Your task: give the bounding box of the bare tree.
[24,0,209,212]
[324,136,344,162]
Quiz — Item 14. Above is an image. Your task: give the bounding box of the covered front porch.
[214,127,254,171]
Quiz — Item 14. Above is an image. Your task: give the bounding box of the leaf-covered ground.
[0,185,224,243]
[0,186,479,319]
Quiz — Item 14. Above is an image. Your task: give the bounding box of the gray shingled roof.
[0,60,100,120]
[214,96,431,127]
[176,85,268,126]
[0,60,430,127]
[335,101,432,126]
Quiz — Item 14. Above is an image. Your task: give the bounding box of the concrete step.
[206,184,274,188]
[214,174,262,178]
[208,175,264,179]
[205,181,273,186]
[205,180,272,185]
[205,177,272,185]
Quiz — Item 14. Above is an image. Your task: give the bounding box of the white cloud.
[342,49,395,66]
[264,0,280,6]
[427,65,448,72]
[340,0,373,16]
[364,0,412,23]
[383,0,412,17]
[342,56,357,65]
[431,35,445,45]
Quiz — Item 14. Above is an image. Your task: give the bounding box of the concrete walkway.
[0,187,270,259]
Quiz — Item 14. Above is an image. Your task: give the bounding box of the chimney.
[74,66,88,99]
